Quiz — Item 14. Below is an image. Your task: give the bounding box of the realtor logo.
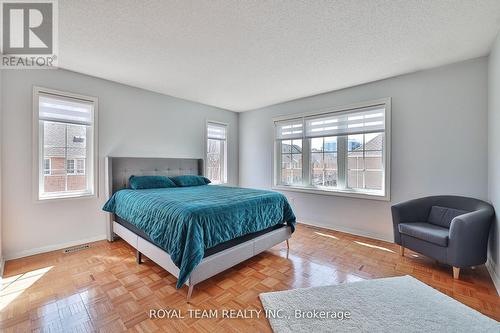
[1,0,58,68]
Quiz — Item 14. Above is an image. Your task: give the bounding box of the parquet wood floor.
[1,223,499,332]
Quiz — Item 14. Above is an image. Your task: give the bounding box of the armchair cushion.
[428,206,468,228]
[398,222,449,247]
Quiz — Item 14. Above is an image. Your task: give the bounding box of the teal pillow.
[129,175,177,189]
[170,175,211,187]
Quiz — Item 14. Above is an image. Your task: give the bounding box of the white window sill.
[272,185,390,201]
[38,191,96,202]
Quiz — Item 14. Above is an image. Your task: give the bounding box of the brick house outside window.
[43,122,87,192]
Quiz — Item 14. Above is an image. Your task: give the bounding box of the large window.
[34,87,97,200]
[274,99,390,200]
[206,121,228,184]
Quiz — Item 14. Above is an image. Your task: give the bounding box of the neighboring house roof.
[282,143,302,154]
[358,134,383,151]
[44,122,86,158]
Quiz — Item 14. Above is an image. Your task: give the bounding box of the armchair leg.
[453,267,460,279]
[399,245,405,257]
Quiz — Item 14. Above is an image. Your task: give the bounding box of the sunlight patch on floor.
[354,241,394,253]
[314,231,339,240]
[0,266,53,312]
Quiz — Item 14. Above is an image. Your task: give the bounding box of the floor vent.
[63,244,90,253]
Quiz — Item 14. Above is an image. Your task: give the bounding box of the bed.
[103,157,296,301]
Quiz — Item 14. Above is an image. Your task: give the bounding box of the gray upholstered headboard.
[105,157,204,194]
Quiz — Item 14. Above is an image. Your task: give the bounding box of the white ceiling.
[59,1,500,112]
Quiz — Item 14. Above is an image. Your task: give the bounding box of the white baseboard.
[4,234,107,261]
[298,219,393,243]
[486,256,500,296]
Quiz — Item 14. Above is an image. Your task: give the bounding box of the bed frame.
[104,156,292,302]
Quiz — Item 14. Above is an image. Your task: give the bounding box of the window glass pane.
[42,121,88,194]
[281,140,292,153]
[311,137,323,152]
[347,169,363,189]
[311,152,323,169]
[206,122,227,184]
[365,151,382,169]
[324,152,337,170]
[291,139,302,153]
[324,152,338,187]
[365,133,383,150]
[348,134,363,151]
[311,152,324,186]
[67,124,87,191]
[324,170,338,187]
[281,156,302,185]
[347,133,363,189]
[312,151,337,187]
[281,169,290,185]
[292,169,302,184]
[324,136,337,152]
[310,137,338,188]
[348,151,364,170]
[280,140,303,186]
[365,171,383,190]
[291,153,302,169]
[347,133,384,190]
[207,139,222,183]
[42,122,88,193]
[282,154,291,169]
[76,159,85,174]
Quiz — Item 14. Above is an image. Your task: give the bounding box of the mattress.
[103,185,296,288]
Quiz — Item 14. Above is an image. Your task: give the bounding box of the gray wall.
[240,58,488,241]
[488,32,500,289]
[1,69,238,259]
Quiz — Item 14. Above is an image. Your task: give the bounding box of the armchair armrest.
[391,197,433,244]
[448,209,494,267]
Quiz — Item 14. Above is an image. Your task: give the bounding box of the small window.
[274,99,390,200]
[67,159,76,175]
[43,158,51,175]
[206,121,228,184]
[76,159,85,174]
[35,87,97,200]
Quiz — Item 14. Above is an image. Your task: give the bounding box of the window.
[273,99,390,200]
[66,159,85,175]
[67,159,76,175]
[43,158,51,175]
[206,121,228,184]
[76,159,85,174]
[311,136,337,187]
[34,87,97,200]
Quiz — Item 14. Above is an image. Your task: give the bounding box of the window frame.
[33,86,99,201]
[272,98,391,201]
[205,120,228,184]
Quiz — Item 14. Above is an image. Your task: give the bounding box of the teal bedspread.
[102,185,296,288]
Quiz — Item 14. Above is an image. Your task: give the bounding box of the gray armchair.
[392,195,494,279]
